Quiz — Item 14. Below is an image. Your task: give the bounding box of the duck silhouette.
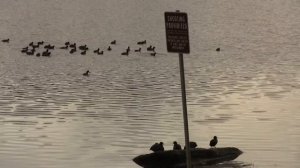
[126,46,130,52]
[134,48,141,52]
[107,46,112,51]
[147,46,155,51]
[83,70,90,76]
[173,141,182,150]
[44,44,54,50]
[98,51,104,55]
[94,48,100,53]
[21,47,28,53]
[79,45,88,50]
[70,43,76,48]
[137,40,146,45]
[70,48,76,54]
[121,50,129,56]
[60,45,68,49]
[184,141,198,149]
[42,49,51,57]
[2,39,9,43]
[150,142,164,152]
[209,136,218,148]
[81,50,87,55]
[37,41,44,45]
[150,52,156,56]
[110,40,116,45]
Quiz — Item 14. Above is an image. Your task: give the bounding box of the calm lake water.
[0,0,299,168]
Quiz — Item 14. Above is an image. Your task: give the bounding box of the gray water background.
[0,0,299,167]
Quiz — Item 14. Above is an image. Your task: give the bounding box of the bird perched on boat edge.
[173,141,182,150]
[209,136,218,148]
[184,141,198,149]
[150,142,164,152]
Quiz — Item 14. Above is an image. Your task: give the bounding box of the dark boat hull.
[133,147,243,168]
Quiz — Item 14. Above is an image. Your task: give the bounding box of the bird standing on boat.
[184,141,198,149]
[210,136,218,148]
[150,142,164,152]
[173,141,182,150]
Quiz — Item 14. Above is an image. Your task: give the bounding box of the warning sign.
[164,12,190,53]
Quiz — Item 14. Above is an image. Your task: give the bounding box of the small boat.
[133,147,242,168]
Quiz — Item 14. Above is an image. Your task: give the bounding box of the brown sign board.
[164,12,190,53]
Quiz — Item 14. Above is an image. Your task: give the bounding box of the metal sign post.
[164,11,191,168]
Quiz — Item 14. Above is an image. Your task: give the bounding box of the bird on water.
[83,70,90,76]
[110,40,116,45]
[150,142,164,152]
[1,39,9,43]
[209,136,218,148]
[173,141,182,150]
[216,48,220,52]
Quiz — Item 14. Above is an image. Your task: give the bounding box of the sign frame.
[164,12,190,54]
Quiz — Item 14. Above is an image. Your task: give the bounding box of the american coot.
[81,50,86,55]
[94,48,100,53]
[98,51,104,55]
[121,50,129,56]
[70,48,76,54]
[79,45,88,50]
[60,45,68,49]
[147,46,155,51]
[137,40,146,45]
[135,48,141,52]
[70,43,76,48]
[150,142,164,152]
[173,141,182,150]
[110,40,116,45]
[184,141,198,149]
[150,52,156,56]
[83,70,90,76]
[210,136,218,148]
[1,39,9,43]
[126,46,130,52]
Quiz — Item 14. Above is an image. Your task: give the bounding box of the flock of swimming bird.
[1,38,158,76]
[2,38,221,77]
[1,38,157,57]
[150,136,218,152]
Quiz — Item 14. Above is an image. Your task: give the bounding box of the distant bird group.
[8,39,157,57]
[20,41,53,57]
[150,136,218,153]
